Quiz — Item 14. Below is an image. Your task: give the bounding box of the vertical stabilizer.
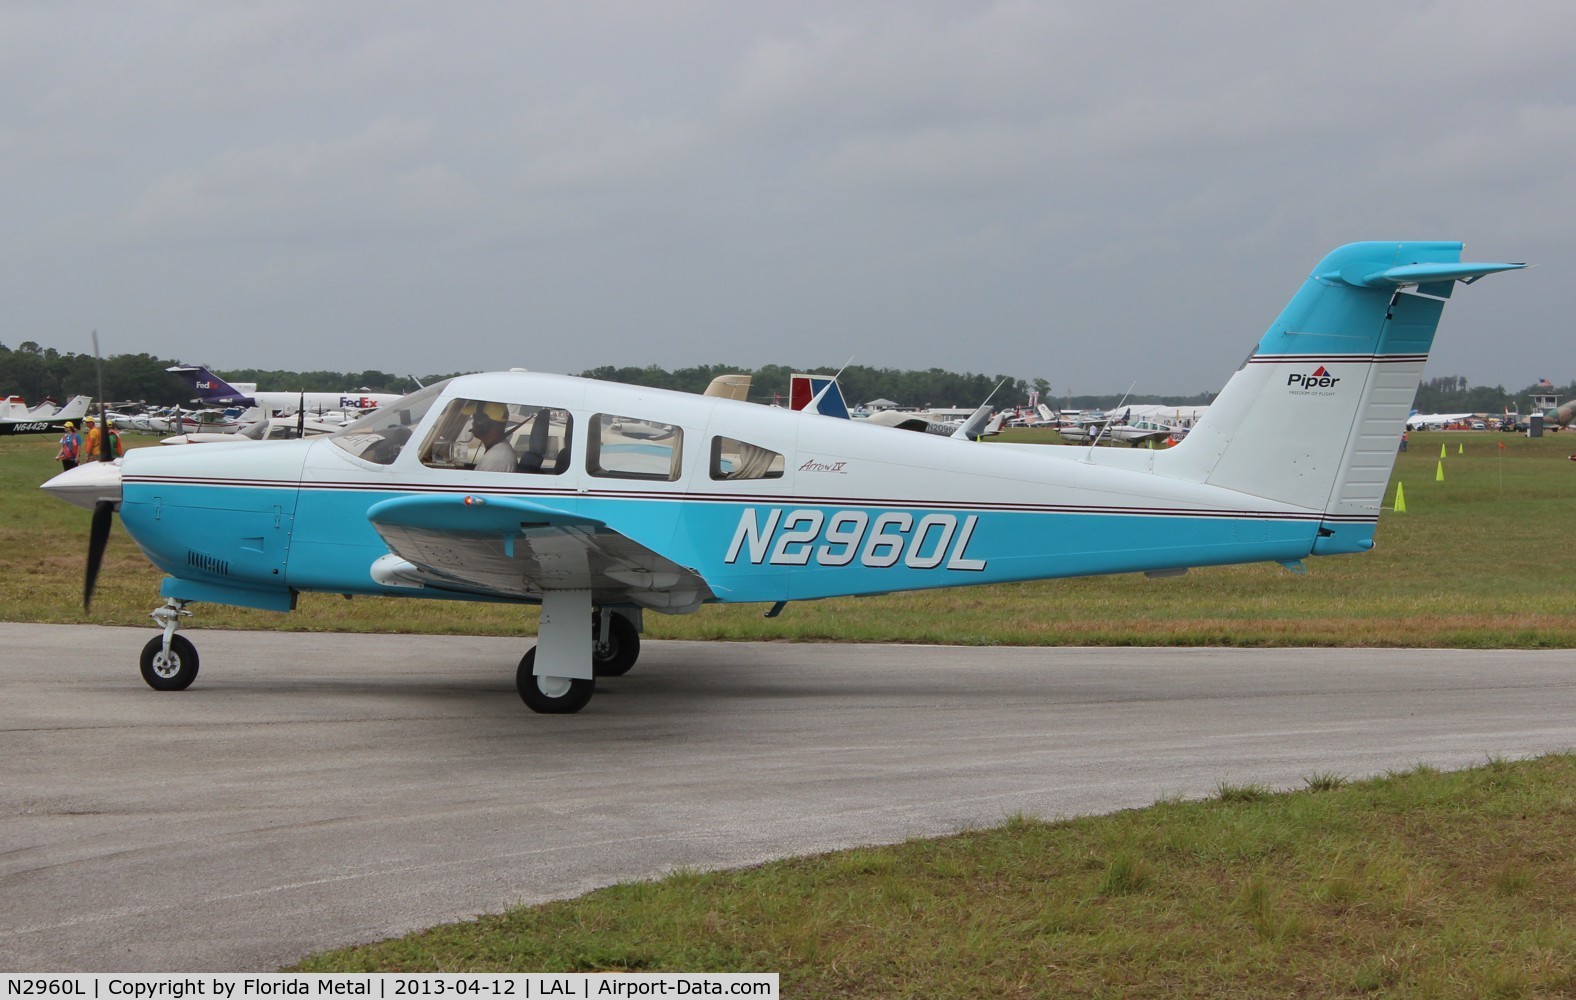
[166,365,256,406]
[789,373,851,418]
[1155,242,1523,552]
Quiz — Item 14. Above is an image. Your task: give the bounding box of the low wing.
[366,494,713,613]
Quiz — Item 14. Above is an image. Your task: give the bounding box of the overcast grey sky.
[3,1,1569,395]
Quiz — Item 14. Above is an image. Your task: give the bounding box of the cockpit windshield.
[329,379,451,465]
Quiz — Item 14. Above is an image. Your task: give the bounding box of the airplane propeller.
[83,331,118,610]
[85,497,114,609]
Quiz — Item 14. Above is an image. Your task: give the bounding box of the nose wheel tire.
[592,613,641,677]
[516,648,595,714]
[139,634,200,691]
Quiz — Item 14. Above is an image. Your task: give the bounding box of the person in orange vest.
[55,421,80,471]
[81,416,100,461]
[83,416,123,460]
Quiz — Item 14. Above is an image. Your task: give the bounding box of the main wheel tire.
[516,647,595,714]
[592,613,641,677]
[140,634,199,691]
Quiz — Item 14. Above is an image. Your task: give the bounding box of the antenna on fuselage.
[1086,381,1136,457]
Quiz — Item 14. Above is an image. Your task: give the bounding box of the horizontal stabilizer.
[1323,260,1527,289]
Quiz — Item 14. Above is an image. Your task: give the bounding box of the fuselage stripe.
[124,475,1376,524]
[1249,353,1427,364]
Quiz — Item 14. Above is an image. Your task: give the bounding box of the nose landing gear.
[140,600,198,691]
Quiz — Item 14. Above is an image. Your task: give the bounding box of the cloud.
[124,117,468,246]
[1,1,1570,389]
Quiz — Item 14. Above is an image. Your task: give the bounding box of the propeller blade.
[91,331,113,461]
[84,499,114,610]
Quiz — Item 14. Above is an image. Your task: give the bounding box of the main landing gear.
[515,600,642,714]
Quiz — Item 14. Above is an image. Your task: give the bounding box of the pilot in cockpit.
[470,404,516,472]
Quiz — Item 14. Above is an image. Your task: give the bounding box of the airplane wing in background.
[366,494,714,613]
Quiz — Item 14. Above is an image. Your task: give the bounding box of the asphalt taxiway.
[3,622,1573,971]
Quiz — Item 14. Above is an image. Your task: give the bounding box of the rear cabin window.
[710,436,784,480]
[418,398,573,474]
[588,413,683,481]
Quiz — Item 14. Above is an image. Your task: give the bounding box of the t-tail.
[166,365,255,406]
[1153,241,1524,553]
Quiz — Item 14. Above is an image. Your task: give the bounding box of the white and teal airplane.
[43,241,1524,714]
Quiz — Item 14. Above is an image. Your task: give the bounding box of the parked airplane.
[167,364,403,416]
[44,241,1523,714]
[798,373,1003,438]
[1540,399,1576,430]
[1405,409,1478,430]
[0,394,92,436]
[1057,418,1180,447]
[159,416,344,445]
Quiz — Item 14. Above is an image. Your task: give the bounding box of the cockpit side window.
[329,380,449,465]
[587,413,683,481]
[710,436,784,480]
[418,398,574,474]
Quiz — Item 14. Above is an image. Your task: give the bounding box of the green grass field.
[297,755,1576,997]
[5,428,1575,646]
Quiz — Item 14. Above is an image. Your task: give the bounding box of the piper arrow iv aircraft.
[43,242,1524,714]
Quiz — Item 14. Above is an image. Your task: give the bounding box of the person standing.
[81,416,100,462]
[55,421,80,471]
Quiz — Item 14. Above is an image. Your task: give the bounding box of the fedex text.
[726,508,987,571]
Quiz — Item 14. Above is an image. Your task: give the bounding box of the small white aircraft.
[1057,415,1180,447]
[43,241,1524,714]
[0,394,91,437]
[1405,409,1478,430]
[793,373,1004,439]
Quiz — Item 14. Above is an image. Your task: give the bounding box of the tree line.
[0,341,428,406]
[1411,375,1576,415]
[2,339,1564,414]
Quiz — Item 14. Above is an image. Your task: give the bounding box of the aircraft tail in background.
[1153,241,1524,553]
[167,365,256,406]
[50,395,92,421]
[789,373,851,418]
[702,374,752,401]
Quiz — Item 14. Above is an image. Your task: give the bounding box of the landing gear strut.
[515,597,644,714]
[140,600,198,690]
[592,607,641,677]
